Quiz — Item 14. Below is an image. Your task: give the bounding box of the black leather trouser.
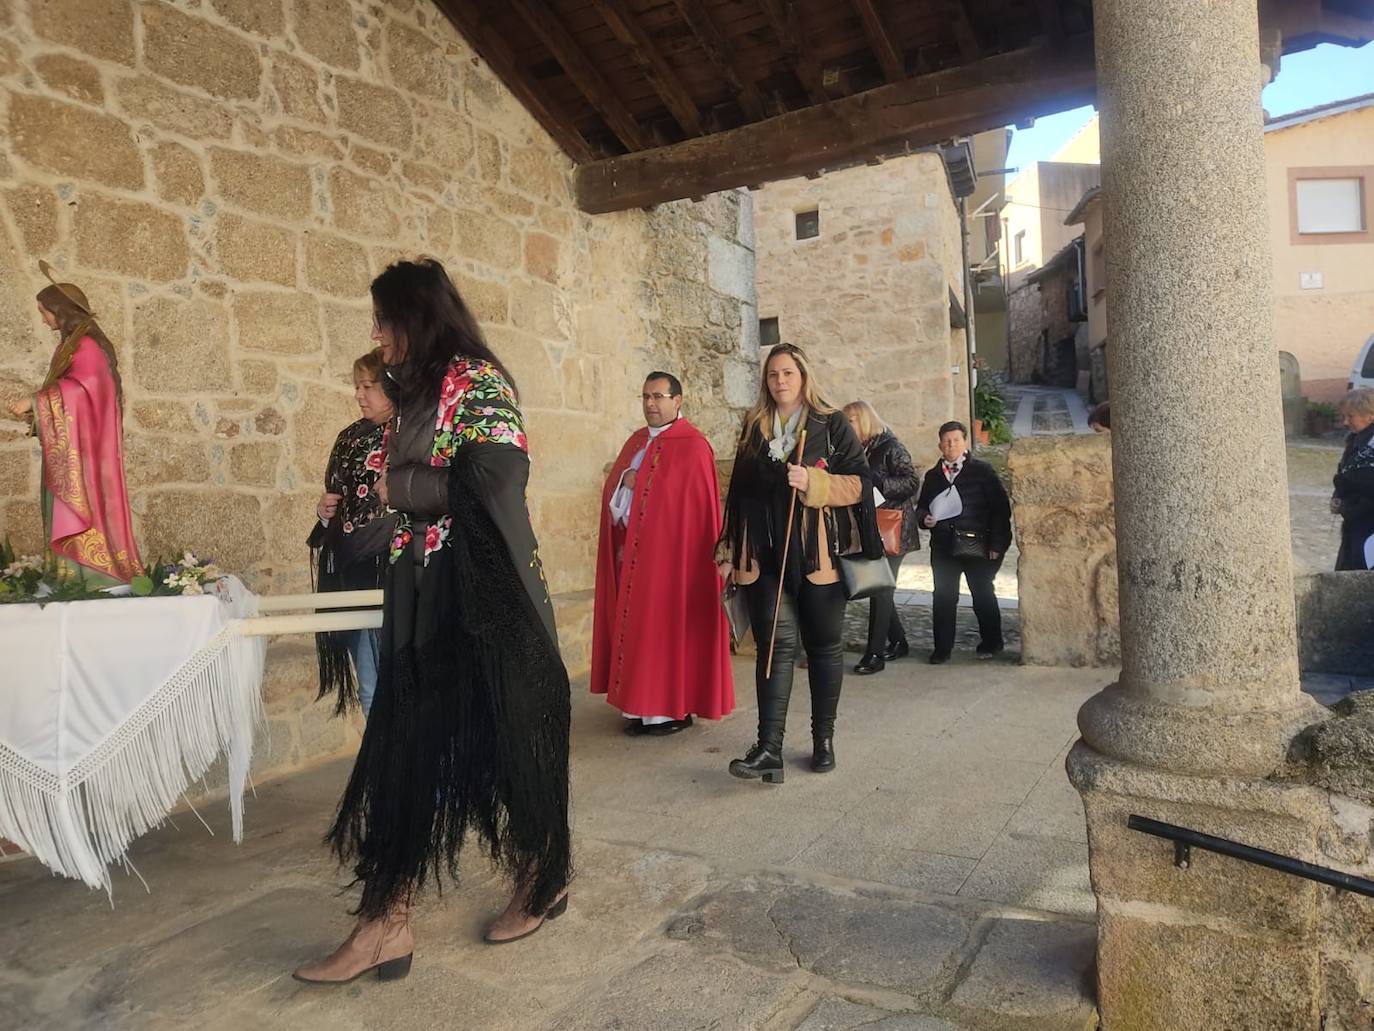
[743,574,847,749]
[864,554,908,655]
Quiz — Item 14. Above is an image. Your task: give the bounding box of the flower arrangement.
[0,540,225,605]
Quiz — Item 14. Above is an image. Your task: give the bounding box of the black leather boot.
[883,638,910,661]
[853,653,885,675]
[729,742,785,784]
[810,735,835,773]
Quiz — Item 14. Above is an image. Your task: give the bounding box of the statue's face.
[37,303,59,331]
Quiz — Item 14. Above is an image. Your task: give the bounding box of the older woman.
[843,401,920,675]
[915,421,1013,663]
[311,348,397,719]
[1333,387,1374,571]
[717,344,882,780]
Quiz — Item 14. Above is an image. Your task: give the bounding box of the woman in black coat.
[1333,388,1374,571]
[914,421,1013,663]
[844,402,920,674]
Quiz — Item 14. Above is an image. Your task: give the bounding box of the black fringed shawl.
[326,441,571,920]
[310,418,394,712]
[721,408,883,592]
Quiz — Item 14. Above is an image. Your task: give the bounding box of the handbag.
[721,582,751,643]
[876,508,904,557]
[950,528,989,561]
[838,553,896,600]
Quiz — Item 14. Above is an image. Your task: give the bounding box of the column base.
[1067,741,1372,1031]
[1078,680,1326,778]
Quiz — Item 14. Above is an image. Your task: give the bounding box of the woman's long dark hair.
[37,285,124,409]
[370,258,516,400]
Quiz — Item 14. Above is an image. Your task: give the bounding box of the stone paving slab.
[0,657,1104,1030]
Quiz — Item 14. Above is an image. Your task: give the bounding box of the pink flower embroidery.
[815,458,829,470]
[356,484,369,498]
[342,520,354,533]
[365,449,384,472]
[425,524,441,551]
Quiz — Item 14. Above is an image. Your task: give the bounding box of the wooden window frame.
[1288,166,1374,246]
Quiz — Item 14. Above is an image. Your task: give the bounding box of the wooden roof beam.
[574,38,1097,214]
[591,0,704,137]
[508,0,647,152]
[850,0,906,83]
[948,0,983,62]
[432,0,594,162]
[671,0,767,122]
[1036,0,1065,37]
[757,0,830,105]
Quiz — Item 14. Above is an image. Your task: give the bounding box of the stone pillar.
[1077,0,1323,779]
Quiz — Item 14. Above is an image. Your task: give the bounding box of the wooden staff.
[765,428,807,679]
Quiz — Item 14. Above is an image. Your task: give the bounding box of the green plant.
[974,380,1012,443]
[1309,401,1340,420]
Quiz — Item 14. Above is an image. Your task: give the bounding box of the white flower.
[200,564,222,581]
[182,584,202,596]
[182,550,198,566]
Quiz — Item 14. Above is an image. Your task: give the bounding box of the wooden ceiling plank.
[849,0,905,82]
[433,0,596,162]
[671,0,768,121]
[574,37,1097,213]
[508,0,649,151]
[1035,0,1065,36]
[947,0,983,61]
[756,0,830,104]
[591,0,705,136]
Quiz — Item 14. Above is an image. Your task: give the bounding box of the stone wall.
[752,155,965,466]
[0,0,755,772]
[1008,433,1120,667]
[1295,571,1374,676]
[1007,262,1078,386]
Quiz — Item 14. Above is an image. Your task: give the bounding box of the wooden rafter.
[850,0,905,83]
[1036,0,1065,36]
[947,0,983,62]
[591,0,703,137]
[757,0,829,105]
[507,0,647,152]
[432,0,593,162]
[671,0,767,122]
[574,38,1097,213]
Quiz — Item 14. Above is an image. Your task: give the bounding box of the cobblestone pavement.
[1,658,1102,1031]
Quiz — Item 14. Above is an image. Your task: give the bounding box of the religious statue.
[5,262,143,585]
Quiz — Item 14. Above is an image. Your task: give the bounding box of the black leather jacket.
[865,429,921,553]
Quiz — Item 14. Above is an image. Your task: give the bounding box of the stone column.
[1076,0,1323,778]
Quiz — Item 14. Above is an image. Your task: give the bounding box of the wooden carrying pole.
[765,428,807,679]
[233,589,383,637]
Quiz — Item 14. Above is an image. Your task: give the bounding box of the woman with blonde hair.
[843,401,921,675]
[716,344,882,780]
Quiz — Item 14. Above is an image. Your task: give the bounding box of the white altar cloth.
[0,576,265,893]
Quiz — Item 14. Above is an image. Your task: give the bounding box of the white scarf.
[767,408,804,463]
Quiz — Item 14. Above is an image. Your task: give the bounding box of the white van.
[1352,333,1374,392]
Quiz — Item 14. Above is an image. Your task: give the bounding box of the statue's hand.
[7,398,33,418]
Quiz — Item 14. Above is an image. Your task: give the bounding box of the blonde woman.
[716,344,883,780]
[843,401,921,674]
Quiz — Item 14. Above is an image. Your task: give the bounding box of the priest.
[590,372,733,735]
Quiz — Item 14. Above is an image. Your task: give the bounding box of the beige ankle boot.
[293,906,413,985]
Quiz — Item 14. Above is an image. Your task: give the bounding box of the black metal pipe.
[1127,815,1374,899]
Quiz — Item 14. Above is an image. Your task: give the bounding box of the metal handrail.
[1127,815,1374,899]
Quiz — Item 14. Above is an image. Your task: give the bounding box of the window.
[1296,178,1364,234]
[1013,230,1026,266]
[759,317,780,348]
[795,209,819,240]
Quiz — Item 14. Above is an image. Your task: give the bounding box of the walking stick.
[765,428,808,679]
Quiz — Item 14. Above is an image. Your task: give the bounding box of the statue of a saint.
[5,262,143,585]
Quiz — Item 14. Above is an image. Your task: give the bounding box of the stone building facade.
[752,155,966,466]
[0,0,756,763]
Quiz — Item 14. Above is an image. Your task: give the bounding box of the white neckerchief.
[767,408,804,463]
[941,451,968,482]
[609,419,676,526]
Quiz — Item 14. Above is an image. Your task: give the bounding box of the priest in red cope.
[591,372,734,735]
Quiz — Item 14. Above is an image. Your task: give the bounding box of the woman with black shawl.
[311,348,396,719]
[1333,387,1374,571]
[716,343,882,781]
[294,260,571,985]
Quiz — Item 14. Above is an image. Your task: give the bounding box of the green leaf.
[130,575,155,596]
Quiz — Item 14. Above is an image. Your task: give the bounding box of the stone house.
[0,0,756,762]
[751,150,971,464]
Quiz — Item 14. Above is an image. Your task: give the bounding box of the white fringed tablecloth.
[0,576,265,894]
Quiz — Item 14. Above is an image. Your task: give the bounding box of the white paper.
[928,485,963,522]
[872,486,886,506]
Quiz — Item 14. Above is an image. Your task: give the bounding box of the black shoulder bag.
[827,420,896,600]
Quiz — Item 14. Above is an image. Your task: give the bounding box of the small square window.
[1295,177,1364,234]
[1013,230,1026,265]
[759,317,780,348]
[795,209,819,240]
